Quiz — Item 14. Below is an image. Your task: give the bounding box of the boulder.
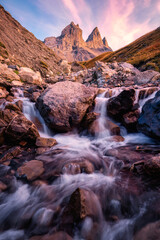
[0,63,20,81]
[36,137,57,147]
[61,188,102,230]
[137,91,160,138]
[36,81,98,132]
[123,109,140,131]
[17,160,44,181]
[107,89,135,121]
[19,67,43,85]
[5,114,40,143]
[136,70,160,84]
[31,92,41,102]
[134,221,160,240]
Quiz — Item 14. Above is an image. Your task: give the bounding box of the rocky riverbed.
[0,60,160,240]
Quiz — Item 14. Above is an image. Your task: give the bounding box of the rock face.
[137,91,160,138]
[0,63,20,81]
[36,81,98,132]
[0,5,62,77]
[134,221,160,240]
[44,22,112,61]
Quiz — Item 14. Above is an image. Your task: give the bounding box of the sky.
[1,0,160,50]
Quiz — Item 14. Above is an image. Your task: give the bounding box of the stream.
[0,87,159,240]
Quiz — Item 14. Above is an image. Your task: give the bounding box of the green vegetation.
[14,70,19,75]
[40,60,48,69]
[79,27,160,72]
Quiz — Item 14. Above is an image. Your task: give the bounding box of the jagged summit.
[44,23,112,61]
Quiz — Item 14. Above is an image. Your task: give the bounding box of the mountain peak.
[86,27,104,48]
[102,37,109,47]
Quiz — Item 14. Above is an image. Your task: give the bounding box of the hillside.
[0,5,63,77]
[44,22,112,62]
[82,27,160,71]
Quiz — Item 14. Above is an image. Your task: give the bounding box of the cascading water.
[0,87,159,240]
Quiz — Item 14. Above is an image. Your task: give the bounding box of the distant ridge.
[82,27,160,72]
[44,22,112,62]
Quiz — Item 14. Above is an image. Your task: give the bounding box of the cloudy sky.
[1,0,160,50]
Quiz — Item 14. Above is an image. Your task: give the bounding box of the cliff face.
[0,5,63,77]
[44,22,112,62]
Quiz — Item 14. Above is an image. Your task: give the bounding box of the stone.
[62,160,94,174]
[17,160,44,181]
[0,63,20,81]
[137,91,160,138]
[12,80,23,86]
[61,188,102,230]
[106,120,121,136]
[144,155,160,176]
[134,221,160,240]
[0,181,7,191]
[5,103,22,113]
[123,109,140,131]
[107,89,135,121]
[36,137,57,147]
[19,67,43,85]
[0,146,21,163]
[36,81,98,132]
[0,87,9,98]
[31,92,40,102]
[5,114,40,143]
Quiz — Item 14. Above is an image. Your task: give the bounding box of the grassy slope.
[82,27,160,71]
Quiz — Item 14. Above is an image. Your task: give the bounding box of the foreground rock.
[3,112,40,143]
[36,81,98,132]
[138,91,160,138]
[134,221,160,240]
[36,137,57,147]
[29,232,72,240]
[17,160,44,181]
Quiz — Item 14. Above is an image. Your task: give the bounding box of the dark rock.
[134,220,160,240]
[29,232,72,240]
[107,89,135,121]
[123,109,140,131]
[144,155,160,176]
[36,81,98,132]
[137,90,160,138]
[0,146,21,163]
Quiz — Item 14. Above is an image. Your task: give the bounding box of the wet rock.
[32,207,54,227]
[137,91,160,138]
[62,188,102,229]
[111,135,124,142]
[123,109,140,131]
[106,120,121,136]
[134,220,160,240]
[0,87,9,98]
[5,114,40,144]
[17,160,44,181]
[107,89,135,121]
[0,181,7,192]
[0,63,20,81]
[36,81,98,132]
[36,137,57,147]
[19,67,43,85]
[36,147,50,155]
[0,146,21,163]
[82,112,99,128]
[31,92,41,102]
[144,154,160,176]
[5,102,22,113]
[62,160,94,174]
[29,232,72,240]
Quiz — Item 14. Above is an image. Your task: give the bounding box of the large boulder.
[0,63,20,81]
[36,81,98,132]
[19,67,43,85]
[137,91,160,138]
[107,89,135,121]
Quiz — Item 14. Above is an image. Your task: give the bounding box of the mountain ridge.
[44,22,112,62]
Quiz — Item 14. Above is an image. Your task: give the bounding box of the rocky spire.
[86,27,103,48]
[102,37,109,48]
